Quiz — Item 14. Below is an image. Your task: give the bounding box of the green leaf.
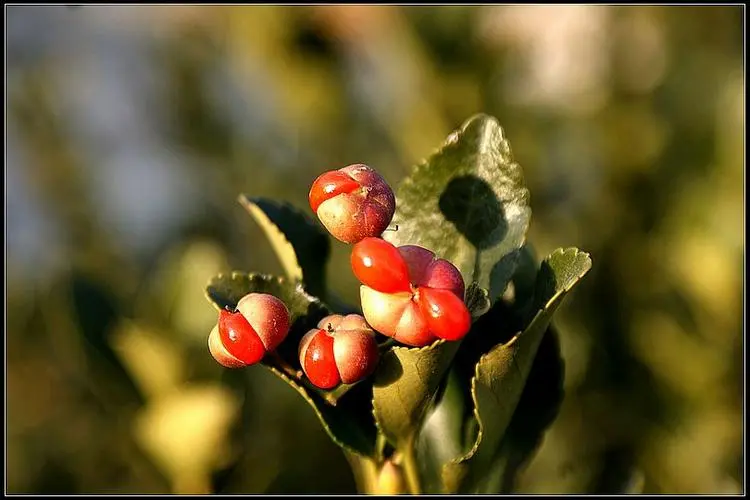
[474,325,565,493]
[264,364,377,458]
[443,248,591,492]
[531,247,594,318]
[205,272,377,457]
[372,341,461,448]
[238,195,330,298]
[415,367,471,493]
[384,114,531,304]
[416,326,564,495]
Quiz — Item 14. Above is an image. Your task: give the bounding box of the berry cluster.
[208,164,472,388]
[352,238,470,347]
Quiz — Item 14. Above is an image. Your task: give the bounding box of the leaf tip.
[460,113,506,144]
[237,192,250,206]
[460,113,501,131]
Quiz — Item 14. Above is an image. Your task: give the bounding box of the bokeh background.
[5,5,744,494]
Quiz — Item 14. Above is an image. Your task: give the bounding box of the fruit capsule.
[351,237,411,294]
[309,164,396,244]
[298,314,379,389]
[208,293,291,368]
[354,243,471,346]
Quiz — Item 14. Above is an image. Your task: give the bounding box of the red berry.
[356,243,471,346]
[359,286,433,347]
[218,308,266,365]
[398,245,464,298]
[208,324,247,368]
[235,293,291,352]
[209,293,291,368]
[309,164,396,244]
[300,328,340,389]
[299,314,379,389]
[397,245,435,285]
[421,259,465,300]
[351,237,411,293]
[417,287,471,341]
[309,171,360,212]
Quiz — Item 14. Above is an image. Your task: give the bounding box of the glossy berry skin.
[417,287,471,342]
[351,237,411,294]
[216,308,267,365]
[208,293,291,368]
[208,323,247,368]
[354,240,471,346]
[309,164,396,244]
[298,314,379,389]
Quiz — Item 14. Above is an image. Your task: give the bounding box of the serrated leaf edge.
[396,114,529,208]
[264,364,372,457]
[541,247,592,309]
[445,339,514,469]
[444,246,591,469]
[416,113,510,170]
[204,271,319,311]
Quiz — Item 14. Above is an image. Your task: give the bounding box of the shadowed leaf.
[415,367,471,493]
[384,114,531,304]
[476,325,565,493]
[443,248,591,492]
[238,195,330,298]
[465,282,491,319]
[372,341,461,448]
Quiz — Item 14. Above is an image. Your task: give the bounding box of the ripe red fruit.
[298,314,379,389]
[217,308,267,365]
[208,323,247,369]
[351,237,411,293]
[208,293,291,368]
[417,287,471,342]
[354,241,471,346]
[309,164,396,244]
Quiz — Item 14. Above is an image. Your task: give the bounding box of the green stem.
[344,452,379,494]
[400,436,422,495]
[378,338,397,354]
[266,351,302,380]
[375,433,388,463]
[264,353,339,405]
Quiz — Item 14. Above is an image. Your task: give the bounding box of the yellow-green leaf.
[443,248,592,492]
[384,114,531,304]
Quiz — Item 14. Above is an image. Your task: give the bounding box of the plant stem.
[344,451,379,494]
[375,433,388,463]
[400,436,422,495]
[267,351,302,380]
[265,352,339,405]
[378,338,397,354]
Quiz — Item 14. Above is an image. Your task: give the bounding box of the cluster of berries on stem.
[209,164,471,388]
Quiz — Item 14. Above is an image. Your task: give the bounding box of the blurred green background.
[5,5,744,494]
